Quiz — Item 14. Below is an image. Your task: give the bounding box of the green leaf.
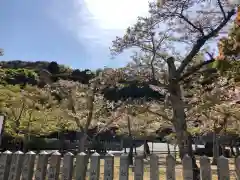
[211,61,219,69]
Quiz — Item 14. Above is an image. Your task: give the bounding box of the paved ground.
[43,143,205,155]
[108,143,204,155]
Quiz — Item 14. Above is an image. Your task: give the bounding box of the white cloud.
[71,0,150,46]
[83,0,149,30]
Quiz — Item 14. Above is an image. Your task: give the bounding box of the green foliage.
[0,68,38,86]
[220,24,240,57]
[188,127,201,137]
[0,84,77,139]
[0,61,96,87]
[0,60,71,74]
[211,60,232,73]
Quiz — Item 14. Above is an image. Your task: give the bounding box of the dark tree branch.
[131,43,155,54]
[149,31,169,82]
[167,57,178,80]
[178,13,205,36]
[156,32,168,50]
[131,41,167,59]
[176,0,205,35]
[218,0,227,20]
[178,58,215,82]
[150,33,157,81]
[177,9,235,76]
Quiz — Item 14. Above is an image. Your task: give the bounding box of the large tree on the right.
[219,20,240,58]
[110,1,236,178]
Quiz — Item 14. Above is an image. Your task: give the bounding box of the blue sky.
[0,0,149,70]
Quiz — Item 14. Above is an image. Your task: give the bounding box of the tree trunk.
[169,82,200,179]
[77,131,90,180]
[167,142,170,154]
[194,138,197,151]
[230,146,235,157]
[128,146,134,165]
[23,135,28,153]
[221,145,225,156]
[144,140,150,158]
[236,146,240,156]
[212,133,219,165]
[174,144,177,159]
[78,132,87,152]
[134,146,137,155]
[59,131,65,154]
[127,116,134,165]
[128,137,134,165]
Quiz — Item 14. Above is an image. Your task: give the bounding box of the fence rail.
[0,150,239,180]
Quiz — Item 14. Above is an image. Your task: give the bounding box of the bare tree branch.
[178,13,204,36]
[150,31,169,83]
[178,58,215,82]
[217,0,227,20]
[150,33,157,81]
[177,9,235,75]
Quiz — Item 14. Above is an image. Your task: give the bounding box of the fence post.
[134,155,144,180]
[235,156,240,180]
[200,156,212,180]
[21,151,36,180]
[150,154,159,180]
[8,150,24,180]
[166,154,175,180]
[119,153,129,180]
[34,151,49,180]
[89,152,100,180]
[217,156,230,180]
[182,154,193,180]
[0,150,12,180]
[104,153,114,180]
[47,151,61,180]
[75,152,88,180]
[62,152,74,180]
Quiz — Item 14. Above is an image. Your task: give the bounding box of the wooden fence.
[0,150,239,180]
